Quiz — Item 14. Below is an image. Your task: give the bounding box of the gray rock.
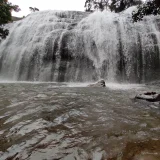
[88,80,106,87]
[135,92,160,102]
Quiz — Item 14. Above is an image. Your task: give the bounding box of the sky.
[10,0,86,17]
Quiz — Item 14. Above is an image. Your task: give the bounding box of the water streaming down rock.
[0,9,160,82]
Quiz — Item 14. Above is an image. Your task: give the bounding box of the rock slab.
[88,80,106,87]
[135,92,160,102]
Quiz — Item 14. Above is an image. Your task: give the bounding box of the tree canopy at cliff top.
[84,0,160,22]
[84,0,143,12]
[132,0,160,22]
[0,0,20,39]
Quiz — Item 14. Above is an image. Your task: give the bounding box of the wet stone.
[88,80,106,87]
[135,92,160,102]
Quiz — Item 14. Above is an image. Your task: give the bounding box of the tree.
[132,0,160,22]
[110,0,142,13]
[29,7,39,13]
[85,0,109,12]
[0,0,20,39]
[84,0,142,12]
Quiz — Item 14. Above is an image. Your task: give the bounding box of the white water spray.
[0,9,160,82]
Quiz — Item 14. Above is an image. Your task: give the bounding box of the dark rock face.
[88,79,106,87]
[135,92,160,102]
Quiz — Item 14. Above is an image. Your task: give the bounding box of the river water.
[0,82,160,160]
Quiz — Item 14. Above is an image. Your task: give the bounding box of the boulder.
[88,79,106,87]
[135,92,160,102]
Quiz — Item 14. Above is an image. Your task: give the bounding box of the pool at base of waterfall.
[1,10,160,83]
[0,82,160,160]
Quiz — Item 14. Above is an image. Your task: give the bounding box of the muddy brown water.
[0,82,160,160]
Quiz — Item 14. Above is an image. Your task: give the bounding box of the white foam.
[0,9,160,82]
[106,83,145,90]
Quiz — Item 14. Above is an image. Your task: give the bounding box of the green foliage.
[132,0,160,22]
[0,0,20,39]
[110,0,142,13]
[84,0,109,12]
[0,27,9,39]
[84,0,142,12]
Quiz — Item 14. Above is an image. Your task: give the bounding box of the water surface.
[0,82,160,160]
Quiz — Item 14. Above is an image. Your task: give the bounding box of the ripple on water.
[0,83,159,160]
[4,106,42,124]
[9,119,51,136]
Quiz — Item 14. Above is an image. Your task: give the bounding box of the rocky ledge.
[135,92,160,102]
[88,80,106,87]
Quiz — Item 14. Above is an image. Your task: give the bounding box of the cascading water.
[0,8,160,82]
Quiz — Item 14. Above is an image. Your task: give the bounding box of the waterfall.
[0,8,160,82]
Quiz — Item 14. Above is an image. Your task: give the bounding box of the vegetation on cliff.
[0,0,20,39]
[84,0,142,12]
[84,0,160,22]
[132,0,160,22]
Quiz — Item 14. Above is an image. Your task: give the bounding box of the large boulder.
[88,79,106,87]
[135,92,160,102]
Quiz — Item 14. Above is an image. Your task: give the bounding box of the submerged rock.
[88,80,106,87]
[135,92,160,102]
